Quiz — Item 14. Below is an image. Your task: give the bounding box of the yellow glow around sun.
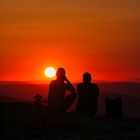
[45,67,56,78]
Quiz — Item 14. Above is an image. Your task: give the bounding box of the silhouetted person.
[33,94,43,117]
[34,94,43,108]
[48,68,76,112]
[76,72,99,115]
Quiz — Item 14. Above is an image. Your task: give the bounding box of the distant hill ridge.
[0,95,24,103]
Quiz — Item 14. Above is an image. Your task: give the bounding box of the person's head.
[34,94,42,101]
[56,67,66,81]
[83,72,92,83]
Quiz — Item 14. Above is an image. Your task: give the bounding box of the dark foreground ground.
[1,103,140,140]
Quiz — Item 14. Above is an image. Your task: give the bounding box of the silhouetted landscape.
[1,81,140,139]
[1,81,140,117]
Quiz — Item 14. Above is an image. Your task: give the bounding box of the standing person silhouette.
[48,68,76,112]
[76,72,100,115]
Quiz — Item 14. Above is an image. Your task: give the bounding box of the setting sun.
[45,67,56,78]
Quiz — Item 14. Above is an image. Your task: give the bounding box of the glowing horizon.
[0,0,140,82]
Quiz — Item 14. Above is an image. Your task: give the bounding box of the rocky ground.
[1,110,140,140]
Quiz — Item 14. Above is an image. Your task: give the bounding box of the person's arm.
[77,84,81,95]
[48,81,53,103]
[95,84,100,96]
[64,76,75,93]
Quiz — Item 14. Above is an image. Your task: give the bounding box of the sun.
[44,67,56,78]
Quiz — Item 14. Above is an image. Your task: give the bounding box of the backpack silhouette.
[104,97,123,119]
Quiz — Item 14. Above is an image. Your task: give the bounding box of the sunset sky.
[0,0,140,82]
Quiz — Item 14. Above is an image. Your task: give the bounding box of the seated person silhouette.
[76,72,100,115]
[48,68,76,112]
[33,94,43,117]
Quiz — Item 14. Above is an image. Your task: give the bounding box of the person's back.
[48,79,68,110]
[48,68,76,112]
[76,72,99,115]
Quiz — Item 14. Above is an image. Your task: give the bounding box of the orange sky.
[0,0,140,82]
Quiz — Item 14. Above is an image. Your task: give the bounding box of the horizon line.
[0,80,140,84]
